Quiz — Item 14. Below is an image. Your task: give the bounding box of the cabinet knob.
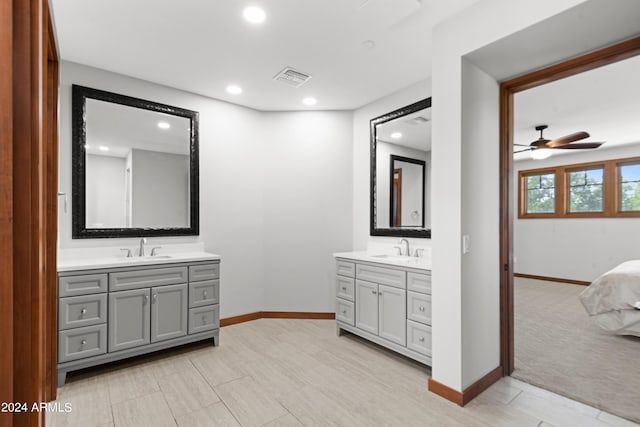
[371,290,377,295]
[144,295,149,303]
[203,290,208,298]
[80,340,87,346]
[419,336,425,342]
[80,308,87,315]
[153,294,157,303]
[202,316,207,325]
[342,310,347,314]
[419,306,425,312]
[341,287,346,291]
[378,291,382,296]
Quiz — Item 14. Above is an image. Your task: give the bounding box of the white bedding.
[580,260,640,336]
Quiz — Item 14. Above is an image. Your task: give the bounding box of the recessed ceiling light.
[98,146,110,152]
[243,6,266,24]
[302,97,317,106]
[157,122,171,129]
[391,132,402,139]
[226,85,243,95]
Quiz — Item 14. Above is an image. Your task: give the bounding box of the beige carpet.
[514,277,640,423]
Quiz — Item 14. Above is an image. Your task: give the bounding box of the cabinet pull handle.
[202,316,207,325]
[153,294,157,303]
[419,306,425,312]
[203,290,207,297]
[80,308,87,315]
[144,295,149,303]
[80,340,87,346]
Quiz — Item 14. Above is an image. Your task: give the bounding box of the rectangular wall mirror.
[72,85,199,238]
[370,98,431,238]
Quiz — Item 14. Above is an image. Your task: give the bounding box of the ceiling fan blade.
[513,148,533,154]
[553,142,604,150]
[546,131,590,148]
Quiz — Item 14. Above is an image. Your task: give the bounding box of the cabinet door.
[151,284,188,343]
[109,288,151,352]
[378,284,406,346]
[355,280,378,335]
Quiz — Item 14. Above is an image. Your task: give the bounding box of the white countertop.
[334,251,431,271]
[57,242,220,272]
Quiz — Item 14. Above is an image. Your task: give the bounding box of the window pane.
[620,163,640,212]
[568,168,603,212]
[526,173,555,214]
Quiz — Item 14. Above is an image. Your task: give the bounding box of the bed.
[580,260,640,337]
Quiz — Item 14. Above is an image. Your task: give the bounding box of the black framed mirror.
[370,98,431,238]
[72,85,199,238]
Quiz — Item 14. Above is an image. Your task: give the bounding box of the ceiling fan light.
[531,148,553,160]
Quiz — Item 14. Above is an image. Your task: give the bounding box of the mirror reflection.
[85,99,191,228]
[371,98,431,237]
[72,85,199,238]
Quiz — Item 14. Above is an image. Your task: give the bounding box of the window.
[619,162,640,212]
[567,167,604,213]
[518,156,640,219]
[525,172,555,214]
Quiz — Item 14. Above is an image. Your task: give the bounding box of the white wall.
[85,154,126,228]
[352,79,433,251]
[262,111,353,311]
[59,61,353,318]
[514,144,640,282]
[460,59,500,388]
[431,0,587,392]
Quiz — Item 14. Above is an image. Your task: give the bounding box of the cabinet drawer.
[109,266,188,291]
[189,279,220,308]
[188,305,220,334]
[407,272,431,294]
[407,320,432,356]
[59,273,108,297]
[189,263,220,282]
[407,291,432,325]
[336,260,355,278]
[58,294,107,330]
[336,299,355,325]
[336,276,355,301]
[58,324,107,363]
[356,264,406,289]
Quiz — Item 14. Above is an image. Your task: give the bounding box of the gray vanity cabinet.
[57,260,220,387]
[336,258,431,366]
[151,283,188,342]
[109,288,151,352]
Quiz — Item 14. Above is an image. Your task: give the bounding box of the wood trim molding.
[428,366,502,406]
[220,311,335,327]
[514,273,589,286]
[0,0,14,419]
[500,36,640,377]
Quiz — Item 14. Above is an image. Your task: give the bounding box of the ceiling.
[513,53,640,161]
[376,108,432,152]
[85,99,191,158]
[51,0,479,112]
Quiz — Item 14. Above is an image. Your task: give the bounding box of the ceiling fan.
[514,125,604,159]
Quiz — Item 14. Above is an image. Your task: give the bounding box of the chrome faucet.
[399,239,410,256]
[138,238,147,257]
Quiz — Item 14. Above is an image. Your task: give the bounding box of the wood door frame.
[500,36,640,375]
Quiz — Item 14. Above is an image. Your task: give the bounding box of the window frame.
[518,156,640,219]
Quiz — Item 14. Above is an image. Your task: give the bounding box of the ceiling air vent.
[273,67,312,88]
[405,116,430,125]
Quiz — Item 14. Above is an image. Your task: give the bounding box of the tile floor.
[45,319,639,427]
